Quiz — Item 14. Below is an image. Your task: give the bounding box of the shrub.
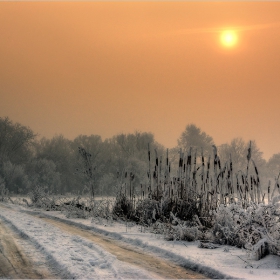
[112,193,134,219]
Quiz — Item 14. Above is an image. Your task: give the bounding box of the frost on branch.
[212,200,280,259]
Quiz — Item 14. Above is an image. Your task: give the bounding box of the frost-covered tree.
[177,124,214,156]
[35,135,76,193]
[99,173,115,196]
[112,131,156,159]
[219,138,265,175]
[72,135,107,196]
[0,117,36,193]
[2,161,30,194]
[0,116,36,165]
[267,153,280,179]
[72,135,102,161]
[100,132,162,196]
[25,158,61,194]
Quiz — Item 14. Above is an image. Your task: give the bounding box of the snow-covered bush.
[28,185,60,210]
[212,200,280,258]
[64,205,89,219]
[154,212,205,241]
[168,198,200,221]
[112,193,134,219]
[63,196,92,219]
[212,203,245,246]
[63,196,112,220]
[91,198,113,219]
[135,198,159,225]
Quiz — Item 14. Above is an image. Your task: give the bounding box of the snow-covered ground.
[1,202,280,279]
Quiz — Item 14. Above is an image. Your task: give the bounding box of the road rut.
[37,215,207,279]
[0,203,208,279]
[0,219,55,279]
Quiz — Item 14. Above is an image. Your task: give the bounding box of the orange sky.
[1,2,280,160]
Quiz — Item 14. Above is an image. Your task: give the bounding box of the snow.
[0,205,155,279]
[1,202,280,279]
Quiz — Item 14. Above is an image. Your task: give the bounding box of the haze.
[1,2,280,160]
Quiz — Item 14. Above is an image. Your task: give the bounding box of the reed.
[111,140,279,230]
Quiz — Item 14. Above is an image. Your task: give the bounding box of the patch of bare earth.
[0,218,57,279]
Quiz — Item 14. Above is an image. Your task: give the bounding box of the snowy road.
[2,202,280,280]
[0,203,206,279]
[0,218,57,279]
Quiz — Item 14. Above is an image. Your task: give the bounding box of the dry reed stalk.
[229,154,234,202]
[200,148,205,210]
[268,180,271,203]
[178,148,183,199]
[193,149,197,198]
[246,141,252,177]
[159,155,162,195]
[213,145,219,208]
[205,156,211,211]
[252,159,262,204]
[187,147,192,200]
[164,149,170,193]
[249,176,255,203]
[270,173,280,200]
[148,143,152,193]
[183,158,186,199]
[154,149,159,199]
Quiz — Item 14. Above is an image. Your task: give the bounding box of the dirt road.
[38,216,207,279]
[0,203,208,279]
[0,219,56,279]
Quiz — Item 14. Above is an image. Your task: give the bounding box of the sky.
[1,2,280,160]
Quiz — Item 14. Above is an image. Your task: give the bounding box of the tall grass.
[113,141,278,226]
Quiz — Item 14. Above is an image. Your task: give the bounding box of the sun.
[220,30,238,48]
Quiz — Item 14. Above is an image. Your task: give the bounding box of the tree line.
[0,116,279,196]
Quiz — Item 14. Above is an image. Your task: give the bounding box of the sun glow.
[220,30,238,48]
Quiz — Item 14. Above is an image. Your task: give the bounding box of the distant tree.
[218,138,267,189]
[0,117,36,194]
[100,132,161,194]
[219,138,247,172]
[35,135,72,164]
[219,138,265,173]
[25,158,61,194]
[35,135,76,193]
[2,161,30,194]
[72,135,103,162]
[177,124,214,156]
[266,153,280,179]
[99,173,115,196]
[113,131,155,159]
[0,116,36,165]
[72,135,105,195]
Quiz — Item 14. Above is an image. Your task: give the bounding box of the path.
[39,215,206,279]
[0,219,56,279]
[0,203,207,279]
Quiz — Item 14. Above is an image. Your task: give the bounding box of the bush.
[212,200,280,258]
[29,185,58,210]
[135,198,159,225]
[112,193,134,219]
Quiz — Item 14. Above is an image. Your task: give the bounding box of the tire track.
[0,204,209,279]
[0,218,55,279]
[37,216,207,279]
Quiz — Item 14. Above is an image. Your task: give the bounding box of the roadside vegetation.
[1,116,280,261]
